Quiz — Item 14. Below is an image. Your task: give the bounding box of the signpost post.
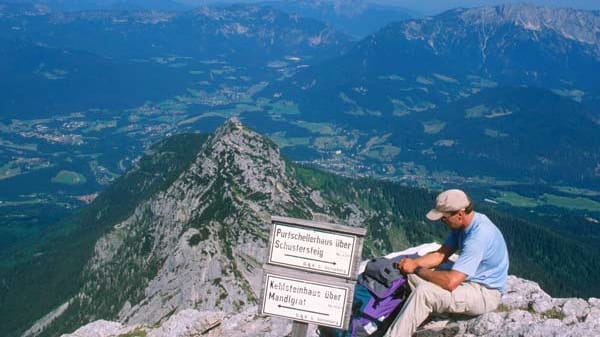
[260,216,367,336]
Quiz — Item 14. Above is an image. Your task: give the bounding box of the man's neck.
[461,211,476,230]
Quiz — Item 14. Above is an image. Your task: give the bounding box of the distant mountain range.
[265,4,600,188]
[4,3,598,188]
[5,4,348,63]
[0,0,190,11]
[274,4,600,113]
[2,0,416,33]
[2,119,599,337]
[259,0,414,38]
[0,2,351,117]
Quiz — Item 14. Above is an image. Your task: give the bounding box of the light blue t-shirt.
[443,212,509,293]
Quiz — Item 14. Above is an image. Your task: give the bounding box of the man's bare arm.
[413,245,455,268]
[415,268,467,291]
[397,250,466,291]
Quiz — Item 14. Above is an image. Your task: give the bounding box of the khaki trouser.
[383,274,501,337]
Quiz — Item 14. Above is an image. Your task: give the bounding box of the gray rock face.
[58,320,137,337]
[411,275,600,337]
[59,241,600,337]
[60,270,600,337]
[79,118,325,327]
[460,4,600,45]
[29,118,343,336]
[61,308,290,337]
[399,4,600,62]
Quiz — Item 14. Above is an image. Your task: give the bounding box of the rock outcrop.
[26,118,355,336]
[61,244,600,337]
[69,118,328,327]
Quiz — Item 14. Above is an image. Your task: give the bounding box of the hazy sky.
[182,0,600,14]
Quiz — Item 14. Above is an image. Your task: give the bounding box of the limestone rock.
[61,244,600,337]
[60,320,137,337]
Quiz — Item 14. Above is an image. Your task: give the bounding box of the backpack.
[317,257,411,337]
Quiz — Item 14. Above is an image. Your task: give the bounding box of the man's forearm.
[415,251,446,268]
[414,268,463,292]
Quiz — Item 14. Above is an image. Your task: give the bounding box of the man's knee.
[412,282,450,312]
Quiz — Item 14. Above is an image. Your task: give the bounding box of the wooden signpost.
[260,215,367,335]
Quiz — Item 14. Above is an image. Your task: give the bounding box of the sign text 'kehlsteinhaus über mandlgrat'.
[261,271,350,328]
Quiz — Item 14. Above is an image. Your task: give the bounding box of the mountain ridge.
[263,3,600,188]
[457,4,600,47]
[258,0,413,38]
[0,2,351,118]
[0,0,190,12]
[14,118,330,337]
[4,118,600,337]
[0,2,351,63]
[285,3,600,89]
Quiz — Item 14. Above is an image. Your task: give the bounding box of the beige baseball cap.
[426,189,471,221]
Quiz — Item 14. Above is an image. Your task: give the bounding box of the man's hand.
[397,257,468,291]
[396,258,419,274]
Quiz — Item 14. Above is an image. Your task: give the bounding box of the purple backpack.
[318,257,411,337]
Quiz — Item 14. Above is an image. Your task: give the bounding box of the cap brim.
[426,209,444,221]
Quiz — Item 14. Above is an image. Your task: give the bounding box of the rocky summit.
[23,118,347,337]
[59,245,600,337]
[21,119,600,337]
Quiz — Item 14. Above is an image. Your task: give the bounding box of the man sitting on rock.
[384,189,509,337]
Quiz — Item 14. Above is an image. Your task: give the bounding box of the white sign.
[261,216,366,330]
[261,273,350,328]
[268,222,358,278]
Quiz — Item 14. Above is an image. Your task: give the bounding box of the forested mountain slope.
[2,119,599,337]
